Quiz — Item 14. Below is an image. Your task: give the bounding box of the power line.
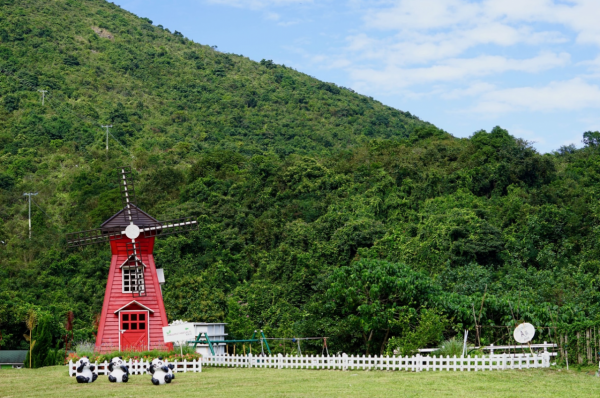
[108,130,134,157]
[32,198,51,219]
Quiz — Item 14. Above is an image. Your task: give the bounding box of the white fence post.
[542,352,550,367]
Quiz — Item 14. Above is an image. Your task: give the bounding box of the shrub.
[385,309,449,357]
[436,337,465,357]
[24,315,54,368]
[44,348,65,366]
[3,95,19,112]
[74,341,96,357]
[67,347,201,364]
[0,173,15,190]
[63,55,80,66]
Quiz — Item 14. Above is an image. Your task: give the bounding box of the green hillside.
[1,0,600,361]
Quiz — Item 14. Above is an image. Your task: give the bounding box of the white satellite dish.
[513,323,535,343]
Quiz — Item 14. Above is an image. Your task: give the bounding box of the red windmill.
[67,167,197,353]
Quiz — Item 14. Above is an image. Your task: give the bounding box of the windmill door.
[120,311,148,351]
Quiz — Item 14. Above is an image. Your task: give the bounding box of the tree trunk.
[366,330,374,356]
[380,328,390,356]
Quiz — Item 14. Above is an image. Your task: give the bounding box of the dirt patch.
[91,26,114,40]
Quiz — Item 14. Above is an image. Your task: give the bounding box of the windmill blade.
[66,228,124,248]
[140,217,198,238]
[125,241,146,296]
[118,166,138,223]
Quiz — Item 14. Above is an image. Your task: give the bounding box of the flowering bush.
[67,349,202,363]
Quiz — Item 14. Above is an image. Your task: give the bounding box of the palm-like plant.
[24,309,37,368]
[437,337,467,357]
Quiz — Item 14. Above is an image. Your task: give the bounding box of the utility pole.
[23,192,38,239]
[38,90,47,106]
[101,125,112,158]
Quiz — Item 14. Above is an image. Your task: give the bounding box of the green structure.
[190,330,271,356]
[0,350,27,369]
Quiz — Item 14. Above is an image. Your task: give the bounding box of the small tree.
[583,131,600,147]
[385,308,449,356]
[24,309,37,368]
[33,316,53,368]
[327,259,439,355]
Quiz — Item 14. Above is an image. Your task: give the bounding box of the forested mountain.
[1,0,600,359]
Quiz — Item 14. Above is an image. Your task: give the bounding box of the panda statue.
[75,356,98,383]
[148,357,176,385]
[107,356,130,383]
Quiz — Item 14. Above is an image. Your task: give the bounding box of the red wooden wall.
[94,236,171,353]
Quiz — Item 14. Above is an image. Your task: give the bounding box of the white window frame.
[122,266,145,294]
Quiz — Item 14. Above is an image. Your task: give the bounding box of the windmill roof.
[113,300,155,313]
[101,204,159,229]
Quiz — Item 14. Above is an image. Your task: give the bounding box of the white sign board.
[513,323,535,343]
[163,323,195,343]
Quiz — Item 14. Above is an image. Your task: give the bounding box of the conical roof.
[101,204,160,231]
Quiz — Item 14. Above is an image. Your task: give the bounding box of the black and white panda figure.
[107,356,130,383]
[148,357,175,385]
[75,356,98,383]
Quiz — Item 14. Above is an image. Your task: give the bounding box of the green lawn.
[1,366,599,397]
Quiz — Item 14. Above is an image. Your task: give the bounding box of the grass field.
[1,366,600,397]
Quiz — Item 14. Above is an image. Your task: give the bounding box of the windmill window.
[122,267,145,293]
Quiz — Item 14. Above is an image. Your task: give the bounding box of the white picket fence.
[201,352,551,371]
[69,352,551,376]
[68,358,201,377]
[419,342,558,357]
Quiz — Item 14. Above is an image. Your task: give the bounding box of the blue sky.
[120,0,600,153]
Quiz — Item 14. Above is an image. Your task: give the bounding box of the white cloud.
[485,0,600,46]
[265,12,280,20]
[350,0,578,69]
[579,54,600,69]
[308,0,600,119]
[473,78,600,113]
[441,82,496,99]
[364,0,480,31]
[348,52,570,91]
[277,19,302,27]
[206,0,311,9]
[346,25,566,67]
[508,127,547,145]
[209,0,600,120]
[364,0,600,46]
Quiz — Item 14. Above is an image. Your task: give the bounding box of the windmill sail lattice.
[66,167,199,296]
[119,167,146,297]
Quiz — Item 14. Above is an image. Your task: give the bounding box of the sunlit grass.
[1,365,600,397]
